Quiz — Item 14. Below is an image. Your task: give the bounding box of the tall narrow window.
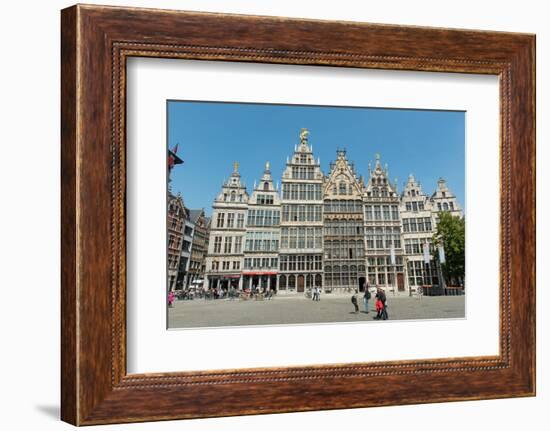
[237,213,244,228]
[217,213,225,228]
[234,237,242,254]
[213,236,222,253]
[339,182,347,195]
[227,213,235,228]
[224,237,232,254]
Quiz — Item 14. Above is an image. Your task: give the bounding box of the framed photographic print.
[61,4,535,425]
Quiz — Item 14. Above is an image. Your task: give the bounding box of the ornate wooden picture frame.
[61,4,535,425]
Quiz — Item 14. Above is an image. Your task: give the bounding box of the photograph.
[166,101,466,328]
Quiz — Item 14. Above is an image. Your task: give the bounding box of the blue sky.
[168,101,465,217]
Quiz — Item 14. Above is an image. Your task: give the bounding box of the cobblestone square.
[168,294,465,328]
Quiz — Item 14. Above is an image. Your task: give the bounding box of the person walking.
[373,288,389,320]
[373,287,383,319]
[351,289,359,313]
[363,283,371,313]
[380,288,389,320]
[167,291,175,308]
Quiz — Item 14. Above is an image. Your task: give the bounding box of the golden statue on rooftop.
[233,161,239,172]
[300,128,309,144]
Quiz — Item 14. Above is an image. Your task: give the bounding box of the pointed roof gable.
[364,153,398,197]
[324,149,363,197]
[402,173,425,198]
[254,161,277,192]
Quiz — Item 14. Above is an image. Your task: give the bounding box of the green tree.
[432,212,465,285]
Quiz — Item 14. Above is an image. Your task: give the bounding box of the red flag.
[168,144,183,172]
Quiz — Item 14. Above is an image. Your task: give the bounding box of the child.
[351,290,359,313]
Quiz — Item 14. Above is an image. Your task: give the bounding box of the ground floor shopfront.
[278,272,323,292]
[206,273,241,290]
[365,254,406,295]
[241,272,278,291]
[205,256,444,295]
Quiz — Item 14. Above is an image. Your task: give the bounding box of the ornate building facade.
[363,155,404,293]
[205,163,249,290]
[323,150,366,292]
[176,215,194,290]
[399,175,463,292]
[278,129,324,292]
[400,174,437,292]
[242,162,281,291]
[203,129,463,295]
[186,209,209,288]
[167,194,187,291]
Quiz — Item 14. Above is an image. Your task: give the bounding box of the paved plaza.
[168,294,465,329]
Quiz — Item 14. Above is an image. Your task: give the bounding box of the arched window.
[306,274,313,287]
[443,202,449,211]
[315,274,322,287]
[230,191,236,201]
[279,275,287,289]
[263,182,269,191]
[288,275,296,289]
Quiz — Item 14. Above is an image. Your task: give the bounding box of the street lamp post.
[390,244,396,296]
[437,241,447,292]
[423,241,431,295]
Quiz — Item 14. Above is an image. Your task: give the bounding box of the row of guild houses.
[204,128,462,296]
[167,193,211,291]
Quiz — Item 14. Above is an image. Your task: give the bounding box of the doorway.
[397,273,405,291]
[297,275,305,292]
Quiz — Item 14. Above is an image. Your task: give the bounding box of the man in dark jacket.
[363,283,371,313]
